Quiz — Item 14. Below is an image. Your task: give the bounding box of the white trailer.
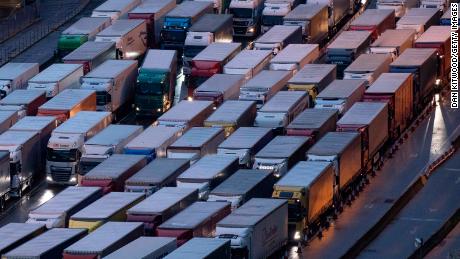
[192,74,244,106]
[0,63,39,98]
[370,29,415,60]
[27,64,83,98]
[223,50,273,80]
[269,44,319,73]
[253,25,302,54]
[315,79,366,115]
[0,89,46,117]
[105,237,177,259]
[343,53,392,86]
[0,110,18,134]
[156,100,214,130]
[92,0,141,21]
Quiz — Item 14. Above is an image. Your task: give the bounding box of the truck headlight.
[248,27,255,33]
[294,231,301,240]
[135,107,140,111]
[46,176,52,182]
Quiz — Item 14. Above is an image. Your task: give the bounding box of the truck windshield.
[262,15,283,26]
[46,148,78,162]
[230,8,253,18]
[137,71,168,95]
[161,30,187,42]
[96,91,111,105]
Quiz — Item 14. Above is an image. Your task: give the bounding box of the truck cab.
[229,0,263,37]
[136,69,172,117]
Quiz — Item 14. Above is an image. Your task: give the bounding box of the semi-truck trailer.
[160,1,213,50]
[283,4,328,44]
[0,62,39,98]
[287,64,337,102]
[343,53,392,87]
[349,9,396,41]
[217,127,273,167]
[125,158,190,195]
[440,6,451,25]
[91,0,141,21]
[62,41,116,75]
[215,198,288,258]
[0,223,46,255]
[126,187,198,234]
[96,19,147,60]
[261,0,300,33]
[269,44,319,73]
[26,186,102,228]
[81,59,138,115]
[105,237,177,259]
[370,29,415,60]
[229,0,264,37]
[27,64,84,99]
[134,49,177,118]
[46,111,112,185]
[223,49,272,80]
[420,0,448,9]
[0,89,46,117]
[0,110,18,134]
[58,17,111,56]
[253,25,302,54]
[0,151,10,209]
[192,74,244,105]
[286,108,338,141]
[80,125,143,174]
[156,100,214,130]
[315,79,366,115]
[396,8,441,37]
[164,238,231,258]
[376,0,418,18]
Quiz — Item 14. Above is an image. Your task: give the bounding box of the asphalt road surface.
[426,220,460,258]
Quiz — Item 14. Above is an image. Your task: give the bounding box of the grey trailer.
[315,79,366,115]
[269,44,320,72]
[283,4,328,43]
[104,237,177,259]
[156,100,214,130]
[0,110,18,134]
[62,41,116,74]
[286,108,338,141]
[343,53,392,86]
[370,29,415,60]
[164,238,230,259]
[0,151,10,208]
[0,89,46,117]
[0,223,46,255]
[223,50,273,80]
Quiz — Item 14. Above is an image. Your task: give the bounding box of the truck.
[63,222,144,259]
[239,70,292,108]
[396,8,441,37]
[91,0,141,21]
[215,198,288,258]
[126,187,198,234]
[349,9,396,41]
[217,126,273,167]
[183,14,233,75]
[287,64,337,103]
[176,154,239,199]
[134,49,177,118]
[376,0,418,18]
[69,192,145,232]
[81,154,147,194]
[370,29,416,60]
[326,31,372,78]
[261,0,301,33]
[46,111,112,185]
[0,130,40,197]
[26,186,102,228]
[0,110,18,134]
[364,73,414,140]
[336,102,389,170]
[123,126,182,160]
[204,100,257,137]
[223,49,272,80]
[104,237,177,259]
[286,108,338,141]
[164,238,231,258]
[58,17,111,56]
[0,63,39,98]
[160,1,214,50]
[0,151,10,209]
[253,135,310,177]
[420,0,448,10]
[229,0,264,37]
[2,228,87,259]
[269,44,320,73]
[128,0,177,48]
[156,100,214,130]
[80,125,143,175]
[27,64,84,99]
[208,169,275,210]
[440,6,451,25]
[125,158,190,195]
[254,91,308,131]
[95,19,147,60]
[253,25,302,54]
[156,202,231,245]
[0,89,46,117]
[272,161,334,240]
[283,4,328,44]
[192,74,244,105]
[81,59,138,115]
[343,53,392,87]
[167,127,225,163]
[0,223,46,255]
[315,79,366,115]
[62,41,116,75]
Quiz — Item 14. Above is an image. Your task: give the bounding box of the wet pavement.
[426,220,460,259]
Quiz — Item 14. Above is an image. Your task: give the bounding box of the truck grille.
[233,27,247,35]
[233,20,248,26]
[50,167,72,182]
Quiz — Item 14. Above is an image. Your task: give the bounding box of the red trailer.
[364,73,413,140]
[0,90,46,116]
[349,9,396,41]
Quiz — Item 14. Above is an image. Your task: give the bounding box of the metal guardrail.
[0,2,40,44]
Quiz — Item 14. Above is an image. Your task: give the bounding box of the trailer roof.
[84,154,145,180]
[105,237,176,259]
[370,29,415,48]
[38,89,95,111]
[307,131,360,156]
[0,110,17,122]
[283,3,327,20]
[397,8,439,25]
[30,63,82,83]
[288,64,336,84]
[217,198,286,227]
[218,127,272,149]
[415,25,451,44]
[170,127,223,148]
[0,89,44,105]
[62,17,110,35]
[10,116,55,133]
[242,70,291,89]
[142,49,176,71]
[189,14,232,32]
[224,50,272,69]
[129,0,175,14]
[71,192,144,220]
[85,124,142,146]
[205,100,256,124]
[256,136,309,158]
[366,72,412,93]
[327,31,371,50]
[97,19,145,36]
[159,202,229,229]
[317,79,366,99]
[165,1,212,17]
[177,155,238,180]
[0,63,38,80]
[442,6,451,19]
[195,74,244,93]
[125,126,181,149]
[255,25,300,43]
[62,41,115,61]
[337,102,387,125]
[0,223,46,254]
[53,111,111,134]
[210,169,271,196]
[84,60,137,79]
[127,187,197,214]
[125,158,190,185]
[390,48,437,67]
[94,0,140,12]
[351,9,394,27]
[270,44,319,64]
[4,228,87,258]
[158,100,213,122]
[344,53,391,72]
[165,238,229,258]
[0,130,37,145]
[275,161,331,188]
[192,42,241,62]
[259,91,307,112]
[287,108,338,130]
